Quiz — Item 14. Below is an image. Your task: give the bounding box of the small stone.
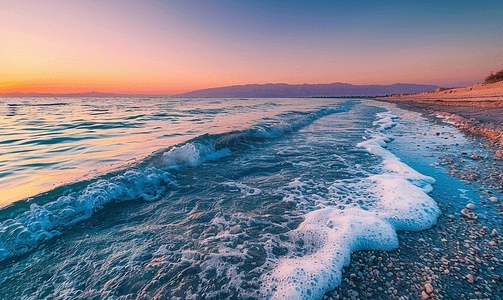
[490,229,498,237]
[422,291,430,299]
[466,203,476,210]
[461,209,477,219]
[466,274,474,283]
[489,241,497,246]
[425,283,433,294]
[470,154,481,160]
[488,197,498,203]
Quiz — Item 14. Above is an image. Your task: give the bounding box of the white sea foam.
[261,111,441,300]
[162,142,231,168]
[358,112,435,192]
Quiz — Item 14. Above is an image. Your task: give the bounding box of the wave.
[0,105,350,264]
[0,168,175,262]
[261,111,441,300]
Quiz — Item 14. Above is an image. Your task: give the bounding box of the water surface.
[0,97,479,299]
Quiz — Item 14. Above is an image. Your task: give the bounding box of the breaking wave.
[0,106,349,264]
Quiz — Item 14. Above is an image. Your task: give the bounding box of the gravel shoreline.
[381,100,503,151]
[327,201,503,300]
[326,101,503,300]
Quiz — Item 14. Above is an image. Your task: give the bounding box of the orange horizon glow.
[2,1,502,95]
[1,57,498,95]
[1,67,495,96]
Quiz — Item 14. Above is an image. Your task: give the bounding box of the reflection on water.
[0,97,338,206]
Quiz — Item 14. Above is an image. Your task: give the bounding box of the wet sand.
[326,85,503,300]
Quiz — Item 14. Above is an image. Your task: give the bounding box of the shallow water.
[0,97,483,299]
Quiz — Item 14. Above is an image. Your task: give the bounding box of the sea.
[0,97,488,299]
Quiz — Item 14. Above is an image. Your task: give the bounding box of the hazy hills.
[176,83,440,98]
[1,83,440,98]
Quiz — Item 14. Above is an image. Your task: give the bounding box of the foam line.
[261,111,441,300]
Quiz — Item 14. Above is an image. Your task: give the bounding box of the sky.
[1,0,502,94]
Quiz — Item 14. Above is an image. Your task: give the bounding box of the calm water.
[0,97,482,299]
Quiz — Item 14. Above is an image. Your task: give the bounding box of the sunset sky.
[1,0,502,95]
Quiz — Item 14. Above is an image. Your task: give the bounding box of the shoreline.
[327,97,503,300]
[381,99,503,152]
[383,81,503,150]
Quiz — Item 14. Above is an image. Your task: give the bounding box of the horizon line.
[0,81,451,97]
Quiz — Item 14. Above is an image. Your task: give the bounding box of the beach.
[385,81,503,149]
[326,83,503,300]
[4,0,503,298]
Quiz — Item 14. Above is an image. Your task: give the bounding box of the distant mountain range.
[1,83,440,98]
[176,83,440,98]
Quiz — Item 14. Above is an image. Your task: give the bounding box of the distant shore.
[381,81,503,155]
[386,81,503,105]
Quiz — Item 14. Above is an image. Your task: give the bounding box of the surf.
[0,103,353,264]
